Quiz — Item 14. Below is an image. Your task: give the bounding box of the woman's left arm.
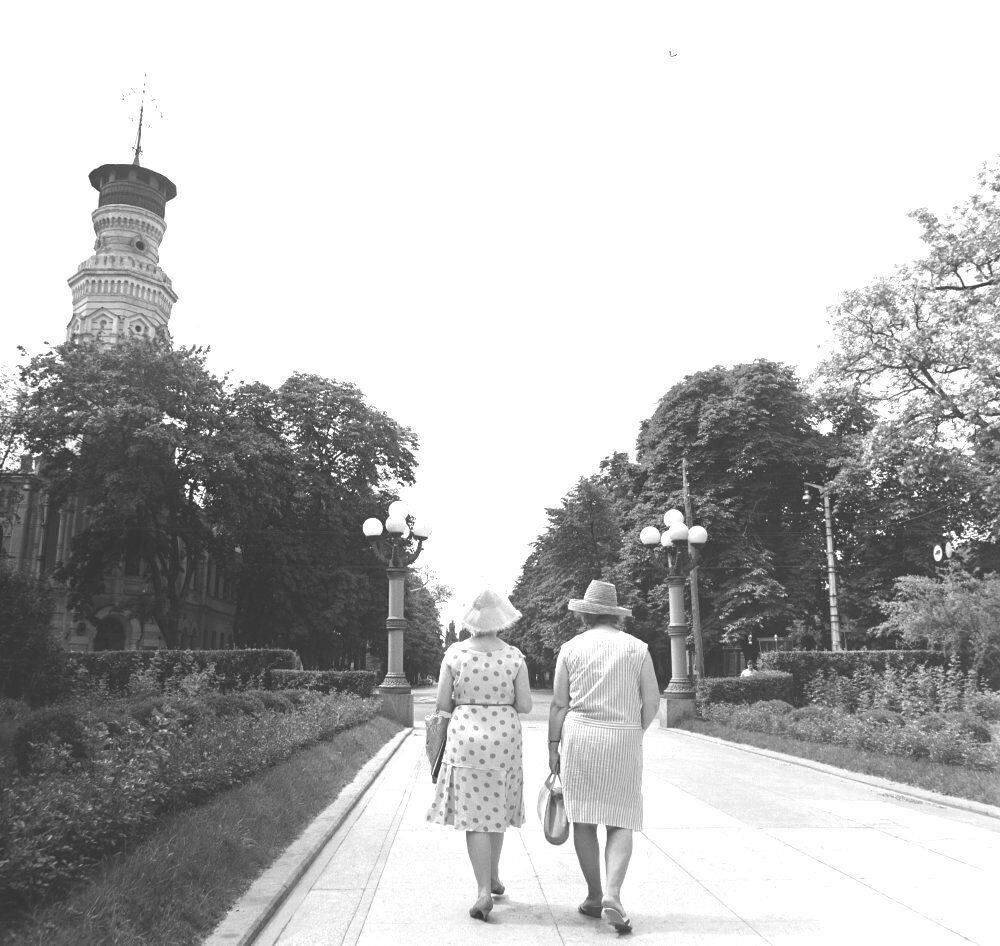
[513,661,533,714]
[435,661,455,714]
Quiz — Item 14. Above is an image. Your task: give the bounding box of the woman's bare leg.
[603,826,633,913]
[490,832,504,891]
[572,822,603,907]
[466,831,494,898]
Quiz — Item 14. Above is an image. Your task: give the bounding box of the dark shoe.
[469,894,493,921]
[603,903,632,933]
[579,901,603,918]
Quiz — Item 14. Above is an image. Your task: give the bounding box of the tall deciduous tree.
[16,340,260,648]
[818,161,1000,537]
[509,477,622,681]
[232,373,418,668]
[625,361,831,648]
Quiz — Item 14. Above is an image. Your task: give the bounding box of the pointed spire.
[131,75,147,166]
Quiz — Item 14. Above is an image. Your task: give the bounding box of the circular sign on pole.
[933,544,943,562]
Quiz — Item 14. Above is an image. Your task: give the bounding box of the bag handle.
[544,772,562,791]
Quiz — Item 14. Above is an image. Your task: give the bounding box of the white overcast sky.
[2,1,999,629]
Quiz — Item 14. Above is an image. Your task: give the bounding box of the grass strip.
[678,718,1000,809]
[0,715,402,946]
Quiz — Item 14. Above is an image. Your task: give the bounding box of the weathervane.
[122,75,163,166]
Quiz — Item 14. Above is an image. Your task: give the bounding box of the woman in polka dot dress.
[427,589,533,921]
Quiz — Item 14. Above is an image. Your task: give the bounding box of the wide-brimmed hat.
[462,589,522,635]
[567,580,632,618]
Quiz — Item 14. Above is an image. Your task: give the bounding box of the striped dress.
[557,627,648,830]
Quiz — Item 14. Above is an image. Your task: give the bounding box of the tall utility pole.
[804,481,843,651]
[682,458,705,678]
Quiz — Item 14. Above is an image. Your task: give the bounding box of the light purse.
[537,772,570,845]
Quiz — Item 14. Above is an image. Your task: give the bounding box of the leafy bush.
[805,659,983,717]
[939,711,993,744]
[201,692,266,717]
[270,669,379,697]
[702,701,999,770]
[0,566,68,706]
[256,691,293,713]
[128,697,170,727]
[0,692,378,911]
[965,690,1000,722]
[760,650,947,706]
[755,699,794,715]
[857,708,905,727]
[68,649,299,696]
[11,708,89,775]
[696,671,794,710]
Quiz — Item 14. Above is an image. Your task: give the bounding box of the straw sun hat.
[462,589,522,636]
[567,579,632,618]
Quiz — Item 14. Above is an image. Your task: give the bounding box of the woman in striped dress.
[549,580,661,934]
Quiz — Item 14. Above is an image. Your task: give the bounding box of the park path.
[239,716,999,945]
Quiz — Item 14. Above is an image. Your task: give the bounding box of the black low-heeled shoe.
[469,895,493,921]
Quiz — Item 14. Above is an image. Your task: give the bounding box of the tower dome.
[66,162,179,344]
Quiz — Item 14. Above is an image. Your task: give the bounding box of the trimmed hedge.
[68,649,299,694]
[696,671,795,710]
[269,669,379,698]
[0,692,380,911]
[759,650,947,707]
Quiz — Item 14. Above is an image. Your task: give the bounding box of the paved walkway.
[246,722,999,945]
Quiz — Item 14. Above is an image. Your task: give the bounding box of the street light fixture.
[803,482,843,651]
[362,502,433,725]
[639,508,708,726]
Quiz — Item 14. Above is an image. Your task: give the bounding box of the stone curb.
[204,726,413,946]
[667,726,1000,822]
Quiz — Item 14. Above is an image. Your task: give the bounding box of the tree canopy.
[12,340,429,672]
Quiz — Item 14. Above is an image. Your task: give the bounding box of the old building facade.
[0,158,235,652]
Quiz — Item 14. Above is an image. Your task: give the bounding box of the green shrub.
[755,699,794,715]
[270,669,379,697]
[0,566,68,706]
[276,688,319,707]
[857,708,905,727]
[941,711,993,743]
[707,700,998,770]
[256,691,293,713]
[965,690,1000,722]
[696,671,794,711]
[0,693,379,911]
[68,649,299,695]
[12,709,89,774]
[202,692,265,717]
[128,697,170,727]
[760,650,947,706]
[790,705,826,722]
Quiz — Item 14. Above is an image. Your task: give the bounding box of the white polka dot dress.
[557,628,647,831]
[427,642,525,832]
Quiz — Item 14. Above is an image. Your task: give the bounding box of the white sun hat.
[567,579,632,618]
[462,589,522,636]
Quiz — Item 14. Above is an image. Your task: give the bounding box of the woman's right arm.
[639,652,660,730]
[548,650,570,773]
[435,659,455,714]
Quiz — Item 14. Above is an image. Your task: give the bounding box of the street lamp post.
[802,482,843,651]
[639,509,708,727]
[362,501,432,727]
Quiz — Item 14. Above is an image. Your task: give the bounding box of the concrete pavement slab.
[218,717,999,945]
